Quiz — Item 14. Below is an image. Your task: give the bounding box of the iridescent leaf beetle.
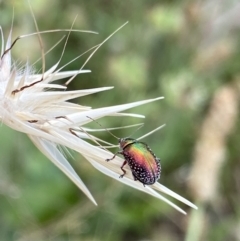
[87,116,164,186]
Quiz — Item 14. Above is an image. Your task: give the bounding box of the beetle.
[87,116,163,186]
[106,138,161,185]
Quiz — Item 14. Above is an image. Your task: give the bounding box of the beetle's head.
[119,137,136,149]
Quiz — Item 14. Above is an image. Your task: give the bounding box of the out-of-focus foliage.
[0,0,239,240]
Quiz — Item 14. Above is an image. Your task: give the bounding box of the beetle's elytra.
[106,137,161,185]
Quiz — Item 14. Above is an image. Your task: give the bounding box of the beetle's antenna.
[69,127,110,153]
[55,116,112,151]
[128,123,144,138]
[137,124,166,141]
[86,116,119,139]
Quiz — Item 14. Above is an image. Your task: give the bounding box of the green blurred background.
[0,0,240,240]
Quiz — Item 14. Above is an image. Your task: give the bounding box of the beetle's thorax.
[119,137,136,149]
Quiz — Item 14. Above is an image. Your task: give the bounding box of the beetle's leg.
[119,160,127,178]
[106,151,123,162]
[132,173,145,186]
[132,173,138,181]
